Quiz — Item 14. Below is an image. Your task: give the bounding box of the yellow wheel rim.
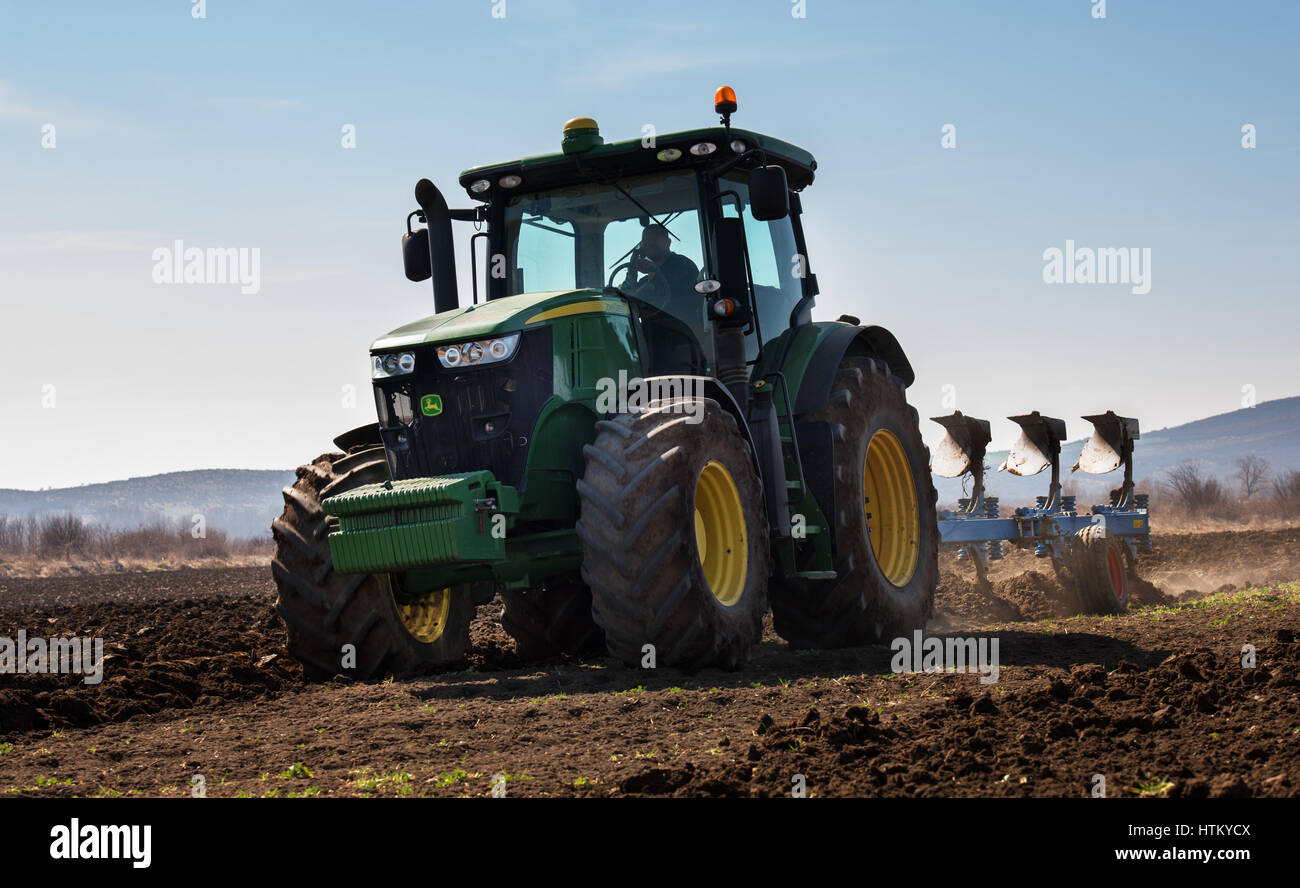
[388,577,451,643]
[863,429,920,587]
[693,460,748,606]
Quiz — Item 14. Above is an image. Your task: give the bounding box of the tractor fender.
[793,324,915,416]
[332,423,384,452]
[641,375,762,475]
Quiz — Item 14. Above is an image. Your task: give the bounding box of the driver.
[628,224,699,319]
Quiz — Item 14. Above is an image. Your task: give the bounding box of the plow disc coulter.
[931,410,1150,614]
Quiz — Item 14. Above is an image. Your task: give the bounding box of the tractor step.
[793,570,838,580]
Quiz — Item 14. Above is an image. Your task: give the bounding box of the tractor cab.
[405,89,819,385]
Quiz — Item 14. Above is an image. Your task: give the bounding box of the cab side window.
[720,175,803,360]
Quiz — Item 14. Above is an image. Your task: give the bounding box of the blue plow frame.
[931,410,1151,584]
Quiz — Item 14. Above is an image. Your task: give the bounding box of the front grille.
[372,327,553,489]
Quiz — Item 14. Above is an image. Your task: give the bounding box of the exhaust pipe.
[414,178,459,314]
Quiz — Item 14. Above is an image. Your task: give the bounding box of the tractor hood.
[369,289,629,352]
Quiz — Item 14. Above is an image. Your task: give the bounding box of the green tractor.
[272,87,939,679]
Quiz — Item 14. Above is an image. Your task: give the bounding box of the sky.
[0,0,1296,489]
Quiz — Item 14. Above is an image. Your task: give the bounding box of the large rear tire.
[576,399,769,669]
[770,358,939,648]
[271,448,474,680]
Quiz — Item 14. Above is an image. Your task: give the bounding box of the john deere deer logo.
[420,394,443,416]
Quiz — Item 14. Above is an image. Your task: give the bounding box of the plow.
[931,410,1151,613]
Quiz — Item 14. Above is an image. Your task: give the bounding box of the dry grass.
[1147,511,1300,534]
[0,514,270,578]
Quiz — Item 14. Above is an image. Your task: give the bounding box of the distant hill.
[932,397,1300,507]
[0,469,294,539]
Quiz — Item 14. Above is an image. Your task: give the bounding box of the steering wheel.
[609,245,644,289]
[607,260,634,290]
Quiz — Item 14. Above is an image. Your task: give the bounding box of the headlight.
[436,332,520,369]
[373,352,416,378]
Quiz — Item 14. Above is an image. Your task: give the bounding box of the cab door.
[714,172,806,365]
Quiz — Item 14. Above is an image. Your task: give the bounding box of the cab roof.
[457,126,816,200]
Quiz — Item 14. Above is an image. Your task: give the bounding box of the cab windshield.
[503,171,707,337]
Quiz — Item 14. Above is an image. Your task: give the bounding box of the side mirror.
[403,226,431,282]
[749,165,789,221]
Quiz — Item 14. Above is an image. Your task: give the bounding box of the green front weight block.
[323,471,518,574]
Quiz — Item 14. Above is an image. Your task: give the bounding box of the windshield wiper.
[581,171,681,244]
[521,215,575,238]
[607,210,687,270]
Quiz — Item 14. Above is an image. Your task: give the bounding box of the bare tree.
[1234,455,1271,498]
[1165,461,1227,514]
[38,513,92,554]
[1272,469,1300,518]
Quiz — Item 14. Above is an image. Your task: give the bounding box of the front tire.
[271,448,474,680]
[770,358,939,648]
[576,399,769,669]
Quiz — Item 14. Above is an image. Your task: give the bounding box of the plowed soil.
[0,529,1297,797]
